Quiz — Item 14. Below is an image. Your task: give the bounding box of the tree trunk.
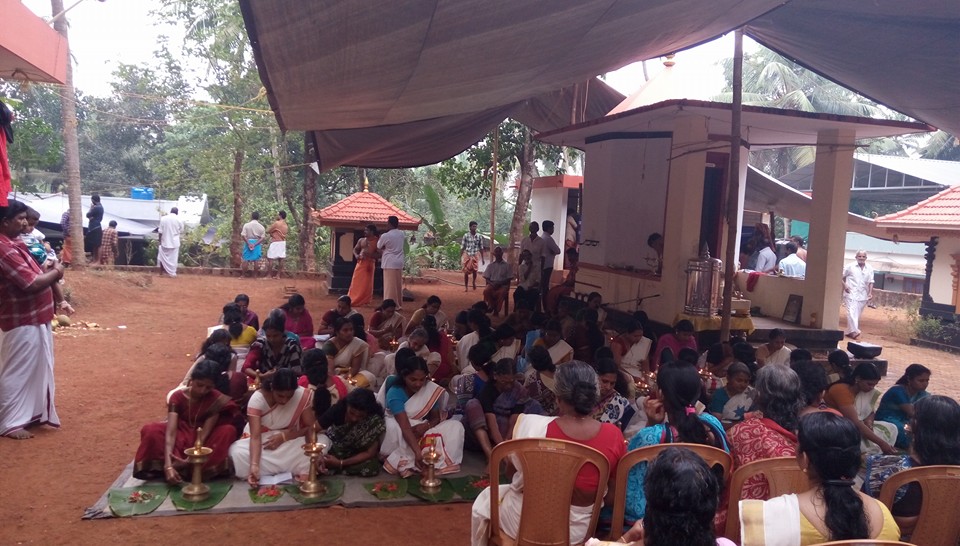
[269,125,283,202]
[507,128,535,265]
[51,0,85,267]
[229,149,244,268]
[300,135,318,272]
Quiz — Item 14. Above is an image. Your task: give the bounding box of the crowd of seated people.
[131,287,956,546]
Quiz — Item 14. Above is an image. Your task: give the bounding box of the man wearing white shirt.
[157,207,184,277]
[842,250,874,340]
[540,220,561,312]
[778,242,806,278]
[519,222,544,310]
[377,216,406,309]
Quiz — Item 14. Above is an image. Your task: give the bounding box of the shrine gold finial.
[363,175,370,192]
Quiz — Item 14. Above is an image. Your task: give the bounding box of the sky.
[23,0,743,100]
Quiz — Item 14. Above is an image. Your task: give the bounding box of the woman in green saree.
[320,388,386,476]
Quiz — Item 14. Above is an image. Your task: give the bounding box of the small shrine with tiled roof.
[311,181,420,295]
[875,184,960,319]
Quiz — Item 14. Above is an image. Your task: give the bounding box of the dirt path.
[0,269,955,543]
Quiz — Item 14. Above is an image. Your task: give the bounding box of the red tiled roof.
[312,191,421,230]
[875,184,960,230]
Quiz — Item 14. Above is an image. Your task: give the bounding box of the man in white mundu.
[842,250,874,340]
[157,207,184,277]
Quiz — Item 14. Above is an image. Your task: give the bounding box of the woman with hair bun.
[823,362,898,455]
[740,412,900,545]
[620,362,729,527]
[471,361,626,545]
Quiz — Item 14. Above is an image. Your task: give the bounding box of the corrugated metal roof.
[857,153,960,187]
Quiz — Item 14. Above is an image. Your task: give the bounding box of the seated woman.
[230,368,321,485]
[471,361,626,545]
[611,319,652,380]
[533,319,574,365]
[404,295,448,336]
[523,345,558,416]
[707,362,755,430]
[875,363,931,449]
[134,360,239,482]
[593,358,635,431]
[544,248,579,315]
[382,328,439,383]
[322,317,371,388]
[350,312,380,360]
[728,365,802,499]
[651,319,698,372]
[320,388,386,477]
[456,309,494,370]
[368,299,405,344]
[823,362,898,455]
[299,348,349,404]
[572,309,605,364]
[220,302,259,362]
[171,330,237,401]
[790,360,838,418]
[600,447,737,546]
[622,362,730,527]
[464,358,543,459]
[864,395,960,538]
[378,351,464,477]
[739,412,901,545]
[450,343,496,414]
[282,293,316,349]
[317,295,359,336]
[243,315,303,384]
[422,314,457,386]
[489,323,521,364]
[825,349,852,384]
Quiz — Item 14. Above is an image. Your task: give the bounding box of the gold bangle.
[280,432,286,442]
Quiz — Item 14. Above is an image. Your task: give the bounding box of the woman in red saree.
[347,224,380,307]
[134,360,240,483]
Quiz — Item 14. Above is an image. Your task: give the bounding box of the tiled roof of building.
[875,184,960,230]
[312,190,421,230]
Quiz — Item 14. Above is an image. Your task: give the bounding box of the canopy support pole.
[720,28,744,341]
[490,129,499,246]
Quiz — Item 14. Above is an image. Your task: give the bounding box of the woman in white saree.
[378,348,463,477]
[230,368,321,485]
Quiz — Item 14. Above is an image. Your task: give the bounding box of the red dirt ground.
[0,269,955,544]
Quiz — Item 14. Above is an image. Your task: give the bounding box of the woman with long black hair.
[739,412,900,545]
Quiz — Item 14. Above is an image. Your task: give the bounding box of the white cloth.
[491,339,521,363]
[778,253,806,278]
[854,389,898,455]
[844,298,868,336]
[157,246,180,277]
[240,219,265,241]
[267,241,286,259]
[230,387,323,478]
[158,213,183,249]
[483,260,513,284]
[382,268,403,310]
[519,235,545,268]
[457,331,480,369]
[378,379,464,477]
[471,414,598,546]
[377,228,406,270]
[0,324,59,436]
[755,246,777,273]
[739,494,803,546]
[757,345,792,367]
[544,339,573,364]
[619,337,652,379]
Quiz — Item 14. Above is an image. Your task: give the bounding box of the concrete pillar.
[805,128,856,329]
[658,116,708,324]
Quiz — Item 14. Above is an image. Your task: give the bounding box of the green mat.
[170,481,233,511]
[108,484,170,517]
[283,478,345,505]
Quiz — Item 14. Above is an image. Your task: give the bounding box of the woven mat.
[83,452,488,519]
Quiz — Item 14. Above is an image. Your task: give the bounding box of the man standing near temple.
[266,210,288,279]
[85,194,104,264]
[460,221,485,292]
[377,215,406,310]
[842,250,874,340]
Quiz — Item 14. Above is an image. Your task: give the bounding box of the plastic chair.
[488,438,610,546]
[608,442,733,540]
[812,538,915,546]
[724,456,810,540]
[878,465,960,546]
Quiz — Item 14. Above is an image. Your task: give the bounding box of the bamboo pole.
[720,29,744,341]
[490,129,499,247]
